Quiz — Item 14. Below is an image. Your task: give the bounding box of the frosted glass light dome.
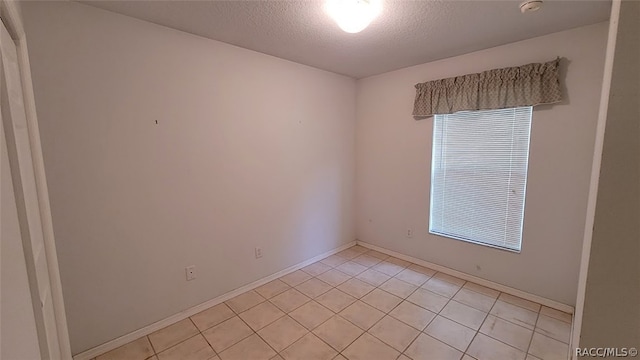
[325,0,382,34]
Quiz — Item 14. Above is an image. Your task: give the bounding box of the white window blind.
[429,107,532,252]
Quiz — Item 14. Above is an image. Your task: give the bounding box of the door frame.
[571,0,621,357]
[0,1,72,359]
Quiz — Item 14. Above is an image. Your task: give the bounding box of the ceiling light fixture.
[325,0,382,34]
[520,0,543,13]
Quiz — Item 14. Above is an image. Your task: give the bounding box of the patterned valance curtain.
[412,58,562,119]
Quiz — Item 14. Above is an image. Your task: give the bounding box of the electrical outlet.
[407,228,414,238]
[185,265,196,281]
[255,247,263,259]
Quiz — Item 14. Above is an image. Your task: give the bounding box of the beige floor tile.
[350,245,369,254]
[368,315,419,352]
[301,262,332,277]
[479,315,532,352]
[312,315,363,351]
[239,301,285,331]
[425,316,476,352]
[202,316,253,353]
[380,278,418,298]
[373,261,405,276]
[295,278,333,298]
[365,250,389,260]
[406,288,449,313]
[336,261,368,276]
[316,288,356,313]
[407,264,437,277]
[466,333,526,360]
[337,248,361,260]
[356,268,391,287]
[404,333,463,360]
[257,316,308,352]
[270,288,310,313]
[218,334,276,360]
[498,293,541,313]
[440,300,487,330]
[337,278,375,299]
[462,283,499,299]
[156,334,215,360]
[342,333,400,360]
[320,254,349,268]
[539,306,572,324]
[490,300,538,330]
[191,303,236,331]
[453,288,496,313]
[127,247,556,360]
[535,315,571,343]
[289,301,334,330]
[280,270,312,287]
[280,333,337,360]
[351,253,383,267]
[96,336,154,360]
[389,300,436,330]
[364,249,389,260]
[255,280,291,299]
[361,288,402,313]
[386,257,411,267]
[148,318,199,353]
[422,277,463,298]
[225,291,266,314]
[339,301,385,330]
[394,268,431,286]
[528,332,569,360]
[317,269,351,287]
[433,272,466,286]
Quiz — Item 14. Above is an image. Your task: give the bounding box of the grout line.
[194,316,233,359]
[197,324,218,358]
[146,335,157,356]
[278,253,359,355]
[338,261,434,355]
[356,241,574,314]
[526,310,542,357]
[135,246,560,360]
[238,312,281,357]
[310,248,555,359]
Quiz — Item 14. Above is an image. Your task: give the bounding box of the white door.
[1,18,60,359]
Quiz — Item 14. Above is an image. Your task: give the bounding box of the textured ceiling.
[79,0,611,78]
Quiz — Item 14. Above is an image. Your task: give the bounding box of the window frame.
[428,107,533,253]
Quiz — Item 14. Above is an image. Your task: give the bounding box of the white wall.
[22,1,356,354]
[355,22,608,306]
[579,0,639,348]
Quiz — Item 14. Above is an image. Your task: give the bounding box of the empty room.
[1,0,637,360]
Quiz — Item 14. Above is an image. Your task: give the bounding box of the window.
[429,107,532,252]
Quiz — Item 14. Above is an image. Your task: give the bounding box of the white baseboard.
[73,241,356,360]
[356,240,575,314]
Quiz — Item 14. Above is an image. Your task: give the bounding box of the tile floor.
[94,245,572,360]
